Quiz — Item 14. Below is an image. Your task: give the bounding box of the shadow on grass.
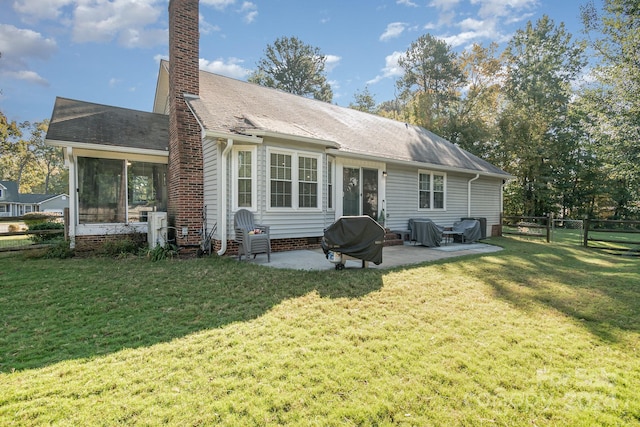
[0,255,385,372]
[474,237,640,342]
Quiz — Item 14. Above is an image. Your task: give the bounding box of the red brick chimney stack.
[168,0,203,250]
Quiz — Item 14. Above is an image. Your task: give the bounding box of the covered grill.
[321,215,385,269]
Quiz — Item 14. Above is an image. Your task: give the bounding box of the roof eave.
[326,148,514,179]
[45,139,169,157]
[248,129,340,149]
[204,130,263,144]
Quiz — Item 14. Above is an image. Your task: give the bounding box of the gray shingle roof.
[0,181,63,204]
[188,70,510,177]
[0,181,19,202]
[46,97,168,152]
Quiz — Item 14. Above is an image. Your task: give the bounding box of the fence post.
[546,213,551,243]
[583,219,590,247]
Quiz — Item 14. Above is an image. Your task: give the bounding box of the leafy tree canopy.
[248,36,333,102]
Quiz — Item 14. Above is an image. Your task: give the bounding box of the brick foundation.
[74,233,147,253]
[212,237,322,256]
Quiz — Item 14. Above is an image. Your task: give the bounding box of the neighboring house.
[45,0,512,253]
[0,180,69,217]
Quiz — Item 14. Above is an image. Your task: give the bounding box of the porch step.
[384,229,406,247]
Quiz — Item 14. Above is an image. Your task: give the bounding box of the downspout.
[217,138,234,256]
[467,173,480,217]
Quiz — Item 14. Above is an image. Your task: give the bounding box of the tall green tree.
[445,43,505,166]
[349,86,377,114]
[396,33,465,133]
[500,15,586,216]
[248,36,333,102]
[580,0,640,218]
[0,119,67,194]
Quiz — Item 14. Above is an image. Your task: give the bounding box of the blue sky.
[1,0,595,124]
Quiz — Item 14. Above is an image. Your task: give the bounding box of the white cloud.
[12,0,74,22]
[200,14,221,35]
[0,24,57,64]
[429,0,461,12]
[472,0,539,19]
[324,54,341,72]
[397,0,418,6]
[200,0,236,9]
[239,2,258,23]
[0,24,56,85]
[380,22,407,42]
[367,50,404,85]
[459,18,486,31]
[199,57,250,79]
[72,0,164,47]
[2,69,49,86]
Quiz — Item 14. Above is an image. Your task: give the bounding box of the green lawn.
[1,238,639,426]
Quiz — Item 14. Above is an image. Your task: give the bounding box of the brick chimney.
[168,0,202,250]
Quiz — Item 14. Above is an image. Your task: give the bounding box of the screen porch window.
[419,171,445,210]
[77,157,167,224]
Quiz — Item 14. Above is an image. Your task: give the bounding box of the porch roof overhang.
[45,139,169,158]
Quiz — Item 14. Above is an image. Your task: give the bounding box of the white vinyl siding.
[202,138,219,239]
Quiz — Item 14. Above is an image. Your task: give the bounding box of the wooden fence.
[500,214,551,242]
[583,219,640,256]
[0,212,67,252]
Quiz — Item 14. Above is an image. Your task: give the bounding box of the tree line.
[1,0,637,219]
[250,0,639,220]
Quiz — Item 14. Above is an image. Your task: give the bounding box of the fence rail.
[583,219,640,256]
[0,213,66,252]
[500,214,551,242]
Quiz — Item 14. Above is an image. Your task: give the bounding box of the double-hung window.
[268,149,321,210]
[233,146,257,209]
[419,170,446,210]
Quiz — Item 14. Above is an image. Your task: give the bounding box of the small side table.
[442,230,457,245]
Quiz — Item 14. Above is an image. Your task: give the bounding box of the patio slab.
[237,242,503,270]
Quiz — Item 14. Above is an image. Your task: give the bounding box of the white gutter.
[326,148,514,180]
[45,139,169,157]
[217,138,234,256]
[467,173,480,217]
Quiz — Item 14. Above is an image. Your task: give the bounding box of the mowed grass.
[1,238,639,426]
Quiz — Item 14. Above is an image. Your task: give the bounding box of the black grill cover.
[321,216,385,265]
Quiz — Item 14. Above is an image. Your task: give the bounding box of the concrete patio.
[241,241,503,270]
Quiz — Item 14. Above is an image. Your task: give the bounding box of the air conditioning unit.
[147,212,168,248]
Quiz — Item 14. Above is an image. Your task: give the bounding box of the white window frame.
[418,170,447,211]
[267,147,323,212]
[327,157,335,211]
[232,145,257,210]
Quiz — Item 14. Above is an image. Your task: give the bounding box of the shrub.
[43,240,75,259]
[147,243,179,261]
[99,238,144,258]
[28,222,65,243]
